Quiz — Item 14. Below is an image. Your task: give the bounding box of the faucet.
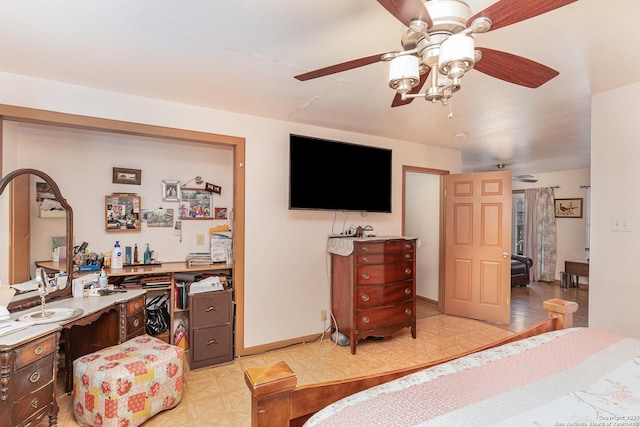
[34,267,56,319]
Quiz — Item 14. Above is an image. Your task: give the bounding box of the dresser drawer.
[126,295,145,316]
[356,261,414,285]
[191,325,233,363]
[126,311,146,336]
[15,335,56,371]
[13,382,54,425]
[356,301,414,331]
[355,240,415,255]
[14,354,54,395]
[356,282,413,308]
[357,251,413,265]
[191,292,231,328]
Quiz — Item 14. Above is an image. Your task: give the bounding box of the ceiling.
[1,0,638,177]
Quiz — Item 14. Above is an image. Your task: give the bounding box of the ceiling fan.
[497,163,538,182]
[513,174,538,183]
[294,0,578,108]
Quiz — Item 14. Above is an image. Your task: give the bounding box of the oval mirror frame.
[0,168,74,310]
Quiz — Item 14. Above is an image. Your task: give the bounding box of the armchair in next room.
[511,255,533,287]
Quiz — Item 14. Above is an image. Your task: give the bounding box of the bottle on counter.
[111,241,124,269]
[143,243,151,264]
[98,268,108,289]
[134,243,139,264]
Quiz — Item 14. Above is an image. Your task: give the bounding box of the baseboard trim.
[237,332,326,358]
[416,295,438,305]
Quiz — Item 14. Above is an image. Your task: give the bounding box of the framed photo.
[112,167,141,185]
[147,207,174,227]
[554,198,583,218]
[105,194,141,232]
[162,180,181,202]
[180,188,213,219]
[214,207,228,220]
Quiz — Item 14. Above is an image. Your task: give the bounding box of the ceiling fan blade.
[377,0,432,28]
[474,47,559,88]
[467,0,578,32]
[295,52,394,81]
[391,70,430,107]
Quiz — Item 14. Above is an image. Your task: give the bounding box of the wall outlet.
[196,234,205,245]
[320,309,327,322]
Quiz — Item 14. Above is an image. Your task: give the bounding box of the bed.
[244,299,640,426]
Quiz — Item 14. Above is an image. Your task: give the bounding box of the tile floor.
[51,310,513,426]
[49,282,589,426]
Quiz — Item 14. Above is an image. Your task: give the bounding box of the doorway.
[402,166,447,311]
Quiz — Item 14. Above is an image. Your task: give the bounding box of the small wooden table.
[563,260,589,288]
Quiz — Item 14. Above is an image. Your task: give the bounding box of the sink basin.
[17,307,84,324]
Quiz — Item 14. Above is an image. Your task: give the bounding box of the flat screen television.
[289,134,392,213]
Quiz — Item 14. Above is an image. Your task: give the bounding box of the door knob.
[502,252,510,258]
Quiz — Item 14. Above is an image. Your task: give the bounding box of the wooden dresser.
[0,331,59,427]
[330,237,417,354]
[189,288,233,369]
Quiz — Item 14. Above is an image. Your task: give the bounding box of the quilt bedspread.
[305,328,640,427]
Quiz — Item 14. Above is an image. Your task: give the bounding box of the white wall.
[0,71,461,349]
[512,168,590,283]
[405,172,440,301]
[1,122,234,270]
[590,82,640,339]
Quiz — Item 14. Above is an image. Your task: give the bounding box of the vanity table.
[0,289,147,426]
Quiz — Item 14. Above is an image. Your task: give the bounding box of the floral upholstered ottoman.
[73,335,183,427]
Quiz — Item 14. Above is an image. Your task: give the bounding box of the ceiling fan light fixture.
[438,34,475,80]
[388,55,420,94]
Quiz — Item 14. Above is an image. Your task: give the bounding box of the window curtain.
[524,187,557,282]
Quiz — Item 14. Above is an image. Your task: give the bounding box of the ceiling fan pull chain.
[448,97,454,119]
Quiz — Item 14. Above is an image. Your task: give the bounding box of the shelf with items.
[92,261,233,346]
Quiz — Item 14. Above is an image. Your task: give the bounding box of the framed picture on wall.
[554,198,583,218]
[214,207,228,220]
[105,194,142,231]
[162,180,181,202]
[180,188,212,219]
[112,167,141,185]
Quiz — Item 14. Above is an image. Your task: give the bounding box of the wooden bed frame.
[244,298,578,427]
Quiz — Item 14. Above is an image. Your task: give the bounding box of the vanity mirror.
[0,168,74,310]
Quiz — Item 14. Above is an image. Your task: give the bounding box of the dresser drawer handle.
[133,319,140,327]
[34,346,43,356]
[362,257,369,263]
[361,246,369,252]
[361,273,370,280]
[30,398,39,409]
[404,288,412,295]
[361,294,370,302]
[206,306,218,312]
[405,253,411,259]
[361,316,370,324]
[405,308,412,315]
[207,339,218,345]
[404,268,412,275]
[134,302,140,309]
[29,371,41,384]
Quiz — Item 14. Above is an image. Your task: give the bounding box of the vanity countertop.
[0,289,146,349]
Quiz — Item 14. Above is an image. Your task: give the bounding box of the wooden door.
[443,171,512,324]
